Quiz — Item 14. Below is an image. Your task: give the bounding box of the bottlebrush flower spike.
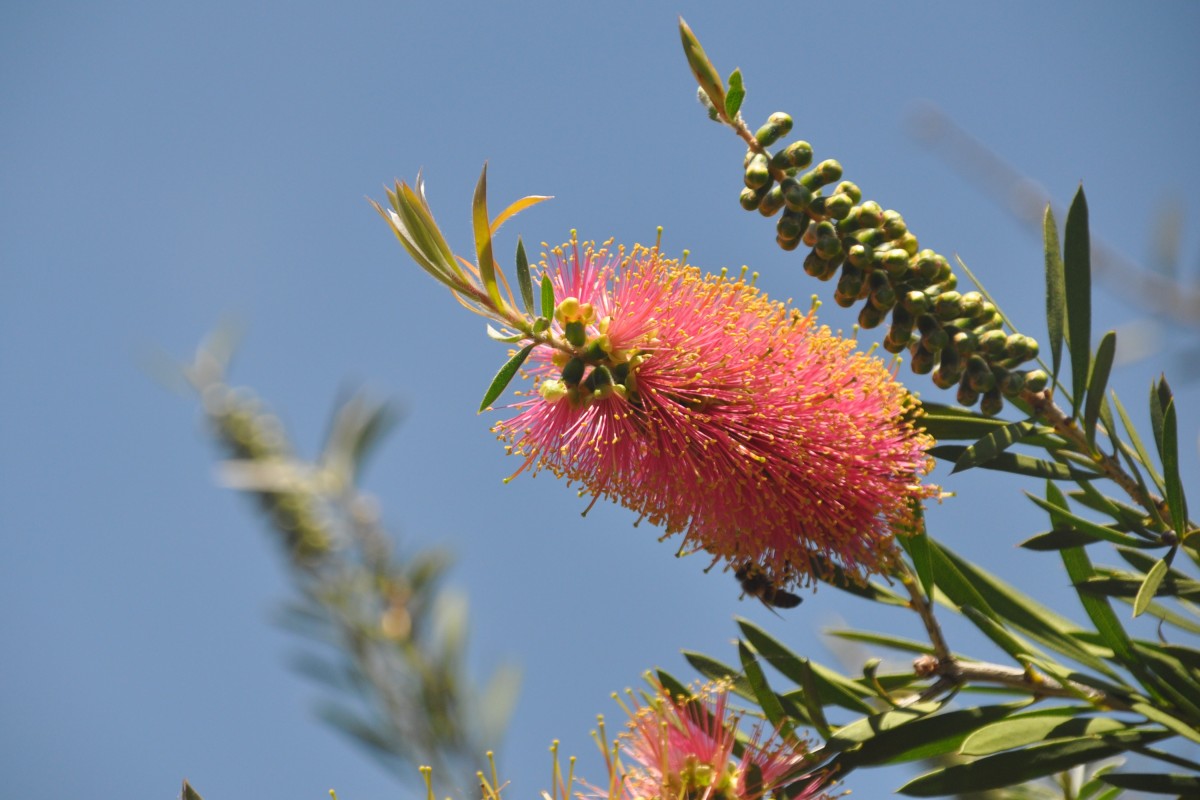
[600,681,831,800]
[495,235,937,587]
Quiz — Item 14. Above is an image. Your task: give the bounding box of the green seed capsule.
[781,177,813,212]
[776,234,802,252]
[803,250,829,276]
[931,367,958,390]
[777,211,806,240]
[966,357,996,393]
[744,153,771,189]
[870,284,897,312]
[759,185,785,217]
[611,361,630,385]
[938,346,963,379]
[561,357,586,385]
[583,364,613,391]
[996,367,1023,397]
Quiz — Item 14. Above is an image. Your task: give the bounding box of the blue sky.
[2,3,1199,798]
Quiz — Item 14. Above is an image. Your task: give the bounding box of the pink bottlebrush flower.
[605,681,830,800]
[494,236,937,587]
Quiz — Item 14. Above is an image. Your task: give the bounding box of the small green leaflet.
[1063,186,1092,417]
[724,68,745,119]
[540,274,555,319]
[1083,331,1116,449]
[515,238,534,315]
[1044,204,1066,384]
[478,344,535,413]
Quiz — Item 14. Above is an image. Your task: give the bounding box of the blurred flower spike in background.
[377,169,939,590]
[599,681,831,800]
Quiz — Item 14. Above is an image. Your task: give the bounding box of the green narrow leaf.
[824,630,935,656]
[472,164,505,311]
[1044,204,1066,384]
[898,730,1168,797]
[654,669,691,701]
[916,402,1012,441]
[1133,557,1170,618]
[724,68,745,119]
[736,619,876,713]
[831,704,1023,767]
[181,780,205,800]
[932,446,1099,481]
[682,651,751,699]
[1063,186,1092,416]
[1084,331,1116,449]
[1110,391,1166,493]
[540,274,555,319]
[737,640,797,738]
[515,238,534,315]
[1101,772,1200,794]
[905,525,935,600]
[478,344,534,412]
[1059,546,1135,665]
[1131,700,1200,744]
[1026,494,1150,548]
[1020,528,1115,551]
[960,605,1038,664]
[951,419,1036,473]
[1160,394,1189,538]
[960,709,1127,756]
[1150,378,1169,460]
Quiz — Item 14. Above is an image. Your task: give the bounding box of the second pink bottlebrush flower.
[494,235,937,588]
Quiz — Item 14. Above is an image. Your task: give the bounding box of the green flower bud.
[1023,369,1049,392]
[801,220,820,247]
[755,112,794,146]
[934,257,954,284]
[847,243,874,269]
[1004,334,1038,363]
[896,232,920,256]
[758,185,785,217]
[739,185,766,211]
[858,302,887,329]
[880,248,910,278]
[770,140,814,171]
[583,364,613,392]
[934,291,964,320]
[956,379,980,407]
[777,234,802,251]
[564,319,588,347]
[914,250,941,282]
[815,235,843,261]
[903,290,930,314]
[824,192,854,220]
[952,329,979,355]
[561,357,586,385]
[744,153,772,190]
[938,345,962,379]
[978,329,1008,357]
[980,387,1004,416]
[958,291,984,319]
[817,159,843,184]
[931,366,959,390]
[881,210,907,240]
[781,177,813,212]
[803,250,829,276]
[966,355,996,393]
[835,264,865,307]
[883,329,910,353]
[911,347,936,375]
[857,201,884,229]
[777,210,806,240]
[539,378,569,404]
[833,181,862,203]
[853,227,888,248]
[996,367,1023,397]
[870,284,897,312]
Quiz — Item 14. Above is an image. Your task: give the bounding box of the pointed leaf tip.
[479,343,535,413]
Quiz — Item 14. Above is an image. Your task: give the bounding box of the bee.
[735,563,802,612]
